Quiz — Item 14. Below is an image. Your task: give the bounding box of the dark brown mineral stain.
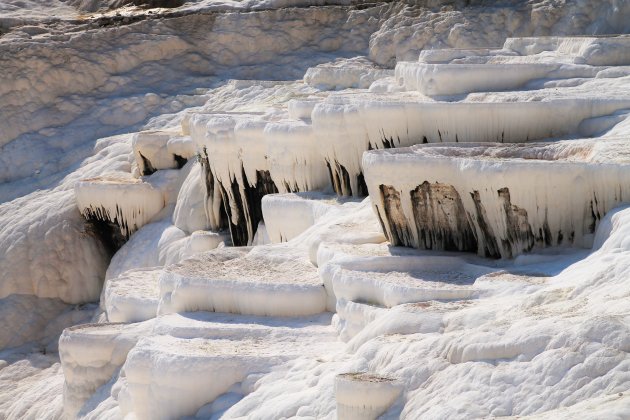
[378,185,414,246]
[470,190,501,258]
[218,166,278,246]
[497,187,534,257]
[326,159,367,197]
[83,205,129,256]
[410,181,477,252]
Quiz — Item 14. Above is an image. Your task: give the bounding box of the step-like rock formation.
[261,192,343,243]
[189,108,335,245]
[363,139,630,258]
[313,96,630,196]
[119,318,339,420]
[397,35,630,96]
[158,246,327,317]
[417,36,630,67]
[503,36,630,66]
[59,322,152,418]
[121,335,286,420]
[7,0,630,415]
[304,58,392,90]
[395,62,596,96]
[132,130,191,176]
[126,35,630,252]
[335,372,402,420]
[103,267,162,323]
[59,312,339,419]
[326,255,492,308]
[190,113,277,246]
[75,173,165,240]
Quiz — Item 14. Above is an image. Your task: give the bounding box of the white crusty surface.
[3,1,630,419]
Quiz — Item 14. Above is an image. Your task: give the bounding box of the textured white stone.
[75,173,165,237]
[363,139,630,257]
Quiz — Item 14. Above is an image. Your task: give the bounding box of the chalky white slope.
[3,0,630,419]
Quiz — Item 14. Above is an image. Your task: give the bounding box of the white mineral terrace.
[502,35,630,66]
[417,35,630,66]
[158,246,327,317]
[121,335,289,420]
[397,35,630,96]
[74,174,166,237]
[261,192,344,243]
[59,313,340,420]
[59,322,152,418]
[335,372,403,420]
[6,1,630,417]
[132,130,185,176]
[102,267,162,323]
[312,96,630,196]
[327,255,493,307]
[395,62,599,96]
[304,58,393,90]
[363,139,630,258]
[120,329,339,420]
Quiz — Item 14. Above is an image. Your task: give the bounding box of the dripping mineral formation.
[3,1,630,419]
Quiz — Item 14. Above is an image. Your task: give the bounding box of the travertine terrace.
[3,1,630,419]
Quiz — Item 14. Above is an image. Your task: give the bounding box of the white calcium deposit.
[3,1,630,419]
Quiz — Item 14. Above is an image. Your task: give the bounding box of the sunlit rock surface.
[3,0,630,419]
[364,139,630,258]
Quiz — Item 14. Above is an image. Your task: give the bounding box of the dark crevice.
[108,0,186,10]
[541,217,553,246]
[84,217,127,257]
[81,204,131,257]
[326,159,343,195]
[339,164,352,196]
[219,176,247,247]
[173,154,188,169]
[81,205,135,239]
[248,169,278,225]
[326,159,368,197]
[590,193,602,233]
[132,0,185,8]
[382,136,395,149]
[541,215,552,246]
[588,199,599,233]
[218,167,278,246]
[199,147,228,231]
[357,172,368,197]
[325,160,336,192]
[138,152,157,176]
